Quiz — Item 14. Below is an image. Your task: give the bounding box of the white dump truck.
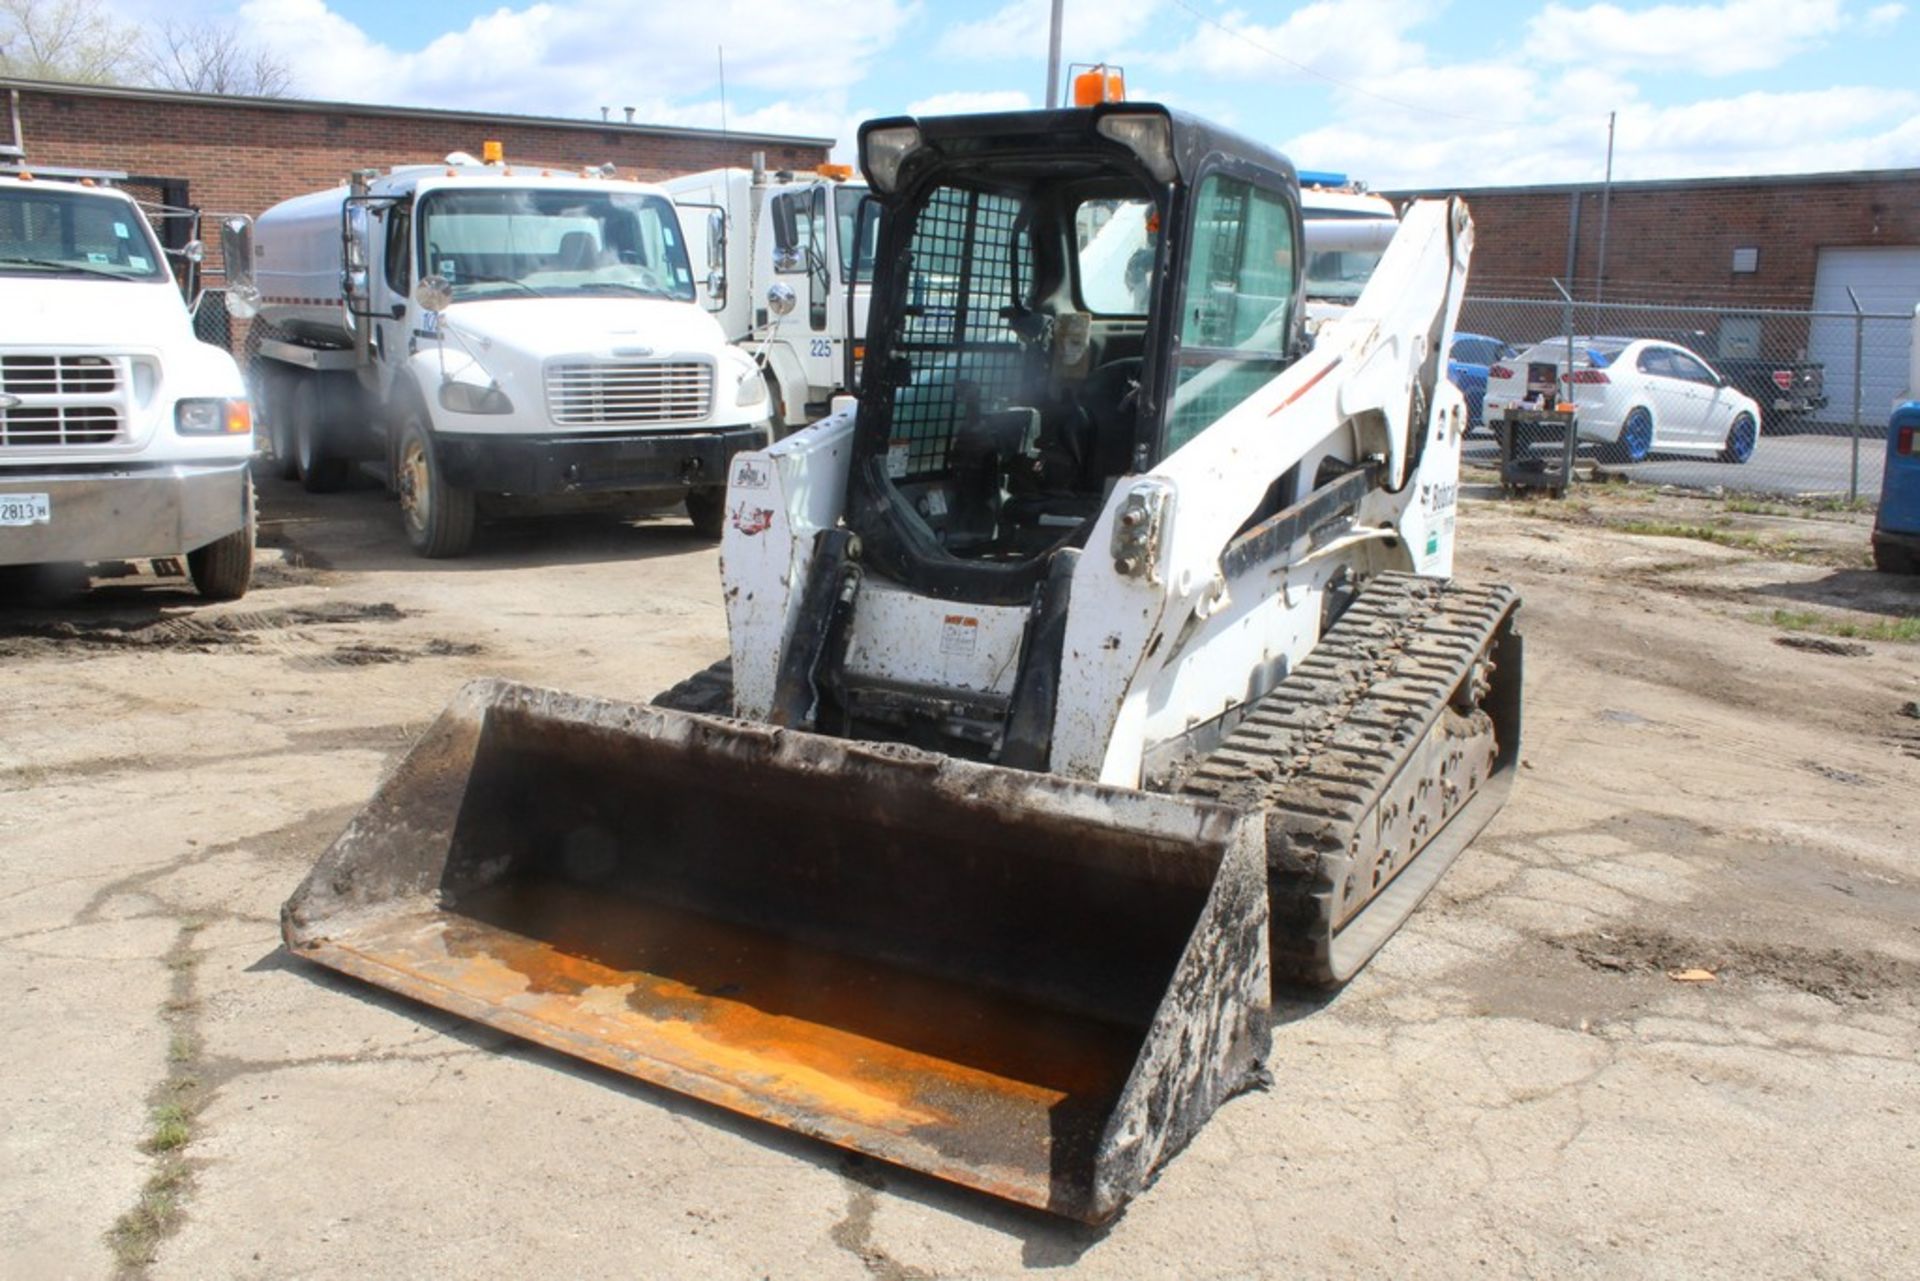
[663,160,872,433]
[225,144,772,556]
[1,168,254,599]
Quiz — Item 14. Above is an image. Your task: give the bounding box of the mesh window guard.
[886,186,1034,478]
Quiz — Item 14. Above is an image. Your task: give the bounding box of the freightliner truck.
[225,143,772,556]
[664,159,873,435]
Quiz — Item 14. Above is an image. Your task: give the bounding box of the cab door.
[1634,345,1703,443]
[1670,348,1737,443]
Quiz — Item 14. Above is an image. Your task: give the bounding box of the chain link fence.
[1454,290,1915,501]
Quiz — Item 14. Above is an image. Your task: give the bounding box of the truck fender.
[762,340,811,430]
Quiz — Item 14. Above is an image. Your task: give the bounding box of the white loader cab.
[664,160,874,433]
[1,169,254,599]
[1075,171,1398,337]
[226,143,771,556]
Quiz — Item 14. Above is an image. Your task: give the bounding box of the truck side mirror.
[767,282,797,318]
[706,209,726,310]
[415,275,454,314]
[220,216,259,319]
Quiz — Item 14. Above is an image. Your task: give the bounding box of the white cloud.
[1284,84,1920,188]
[905,90,1033,115]
[936,0,1156,64]
[1145,0,1429,83]
[1861,1,1905,26]
[234,0,910,135]
[1522,0,1848,76]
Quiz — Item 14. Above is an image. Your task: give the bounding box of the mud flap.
[282,679,1272,1222]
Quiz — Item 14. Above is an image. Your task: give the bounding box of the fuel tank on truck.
[251,185,355,345]
[281,680,1274,1223]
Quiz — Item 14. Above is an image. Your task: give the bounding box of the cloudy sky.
[118,0,1920,188]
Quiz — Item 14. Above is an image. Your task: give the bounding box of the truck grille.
[1,355,121,396]
[0,405,121,446]
[545,361,713,427]
[0,354,130,448]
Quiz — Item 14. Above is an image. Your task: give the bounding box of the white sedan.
[1484,336,1763,463]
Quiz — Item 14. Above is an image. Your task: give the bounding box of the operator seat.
[557,231,604,271]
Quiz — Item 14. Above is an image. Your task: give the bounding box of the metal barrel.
[282,679,1272,1222]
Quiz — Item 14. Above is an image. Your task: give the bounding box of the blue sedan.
[1450,333,1517,429]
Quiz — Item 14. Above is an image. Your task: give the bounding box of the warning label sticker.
[939,614,979,657]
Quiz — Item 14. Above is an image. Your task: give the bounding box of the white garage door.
[1808,245,1920,424]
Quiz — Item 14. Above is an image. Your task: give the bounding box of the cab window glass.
[1073,198,1156,315]
[384,202,411,295]
[1166,173,1297,452]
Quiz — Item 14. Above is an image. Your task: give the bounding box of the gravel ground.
[2,471,1917,1279]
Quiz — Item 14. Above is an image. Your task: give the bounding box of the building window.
[1731,246,1759,274]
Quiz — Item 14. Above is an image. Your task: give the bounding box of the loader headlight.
[1096,111,1177,184]
[176,398,253,435]
[439,380,514,415]
[861,124,922,194]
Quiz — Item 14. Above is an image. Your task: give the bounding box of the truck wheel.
[685,486,726,540]
[262,371,300,481]
[292,380,351,493]
[395,412,477,558]
[188,473,256,601]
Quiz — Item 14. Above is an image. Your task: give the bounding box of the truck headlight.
[439,381,514,415]
[736,370,768,408]
[176,398,253,435]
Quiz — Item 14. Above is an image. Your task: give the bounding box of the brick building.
[1393,168,1920,309]
[1,76,831,271]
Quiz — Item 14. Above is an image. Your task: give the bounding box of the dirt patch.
[0,601,405,657]
[1557,925,1920,1004]
[1774,634,1872,656]
[304,637,484,668]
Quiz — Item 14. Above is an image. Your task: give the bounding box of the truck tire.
[395,411,477,558]
[1873,537,1917,575]
[265,373,300,481]
[188,473,255,601]
[685,486,726,540]
[292,379,351,493]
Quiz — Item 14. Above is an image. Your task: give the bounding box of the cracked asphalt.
[3,474,1918,1278]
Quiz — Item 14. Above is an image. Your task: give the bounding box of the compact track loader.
[284,102,1522,1223]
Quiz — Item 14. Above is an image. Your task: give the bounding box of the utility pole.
[1595,110,1615,302]
[1045,0,1064,108]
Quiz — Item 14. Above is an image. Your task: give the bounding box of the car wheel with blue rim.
[1600,407,1654,464]
[1719,411,1757,464]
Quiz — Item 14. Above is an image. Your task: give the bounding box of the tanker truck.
[224,144,772,557]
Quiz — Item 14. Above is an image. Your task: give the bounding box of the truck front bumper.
[0,459,250,567]
[436,427,770,497]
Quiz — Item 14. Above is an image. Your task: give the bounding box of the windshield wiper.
[453,271,545,299]
[0,256,130,278]
[571,281,676,299]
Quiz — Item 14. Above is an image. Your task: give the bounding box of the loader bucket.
[283,679,1271,1222]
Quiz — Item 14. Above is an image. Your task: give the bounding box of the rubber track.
[651,659,736,716]
[1177,572,1517,984]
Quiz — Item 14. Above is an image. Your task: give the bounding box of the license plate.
[0,493,51,526]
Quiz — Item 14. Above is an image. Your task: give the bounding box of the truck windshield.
[1302,213,1397,303]
[416,188,695,302]
[0,188,167,281]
